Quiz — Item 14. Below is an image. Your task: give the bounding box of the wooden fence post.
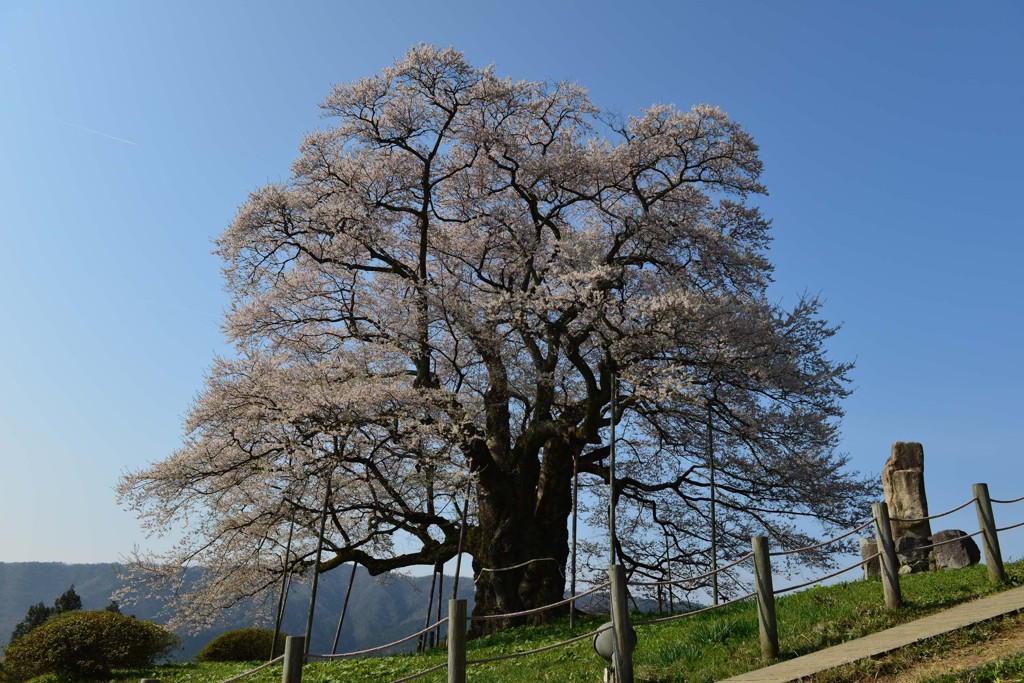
[751,536,778,660]
[872,502,902,609]
[973,483,1006,583]
[448,599,467,683]
[609,564,635,683]
[282,635,304,683]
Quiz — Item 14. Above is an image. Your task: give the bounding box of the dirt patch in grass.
[811,611,1024,682]
[881,613,1024,682]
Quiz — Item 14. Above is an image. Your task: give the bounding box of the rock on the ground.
[861,538,881,579]
[931,529,981,569]
[896,535,933,573]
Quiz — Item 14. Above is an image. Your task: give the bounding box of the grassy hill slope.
[109,560,1024,683]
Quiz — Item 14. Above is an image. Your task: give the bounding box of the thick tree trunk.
[471,433,576,632]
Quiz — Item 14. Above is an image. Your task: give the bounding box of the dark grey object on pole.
[282,636,304,683]
[751,536,778,660]
[973,483,1006,583]
[593,621,636,661]
[448,599,467,683]
[873,501,903,609]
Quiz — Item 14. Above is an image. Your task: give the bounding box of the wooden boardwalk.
[719,584,1024,682]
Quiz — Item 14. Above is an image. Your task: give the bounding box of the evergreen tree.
[9,603,53,644]
[9,585,83,644]
[53,586,83,614]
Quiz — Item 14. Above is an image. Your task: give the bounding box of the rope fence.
[271,483,1024,683]
[906,528,985,555]
[639,590,758,625]
[467,626,607,665]
[386,661,448,683]
[310,618,449,659]
[769,518,874,558]
[217,655,284,683]
[890,497,976,523]
[628,551,755,588]
[469,582,609,622]
[475,557,565,578]
[774,552,881,596]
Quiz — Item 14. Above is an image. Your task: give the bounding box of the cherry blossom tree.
[118,45,876,629]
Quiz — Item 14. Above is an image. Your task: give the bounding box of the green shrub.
[196,627,285,662]
[1,610,178,681]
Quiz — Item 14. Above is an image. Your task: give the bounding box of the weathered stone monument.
[882,441,933,573]
[861,442,981,577]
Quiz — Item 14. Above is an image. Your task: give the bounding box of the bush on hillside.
[8,586,83,645]
[1,610,178,681]
[196,627,285,662]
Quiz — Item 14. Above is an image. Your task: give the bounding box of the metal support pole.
[665,530,673,613]
[452,478,471,602]
[271,511,296,661]
[304,480,331,654]
[281,636,304,683]
[751,536,778,660]
[973,483,1006,583]
[570,451,579,629]
[608,564,635,683]
[872,502,902,609]
[420,562,439,651]
[609,372,618,565]
[708,401,719,606]
[447,599,467,683]
[330,563,358,655]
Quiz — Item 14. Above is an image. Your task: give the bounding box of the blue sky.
[1,1,1022,568]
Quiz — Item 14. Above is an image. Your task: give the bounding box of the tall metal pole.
[304,478,331,654]
[271,513,295,661]
[708,401,718,606]
[419,563,439,652]
[451,478,471,601]
[664,528,674,613]
[609,371,617,564]
[570,450,579,628]
[330,563,357,655]
[434,570,445,645]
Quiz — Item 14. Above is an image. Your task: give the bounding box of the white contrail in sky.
[48,116,137,146]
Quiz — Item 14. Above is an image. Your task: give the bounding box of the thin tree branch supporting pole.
[330,563,358,655]
[434,568,445,645]
[419,561,439,652]
[304,477,332,654]
[570,451,579,629]
[664,528,673,613]
[708,400,719,606]
[609,370,618,565]
[451,478,471,602]
[271,512,295,661]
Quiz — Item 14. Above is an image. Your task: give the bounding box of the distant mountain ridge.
[0,562,474,661]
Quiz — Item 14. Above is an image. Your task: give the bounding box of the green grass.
[29,560,1024,683]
